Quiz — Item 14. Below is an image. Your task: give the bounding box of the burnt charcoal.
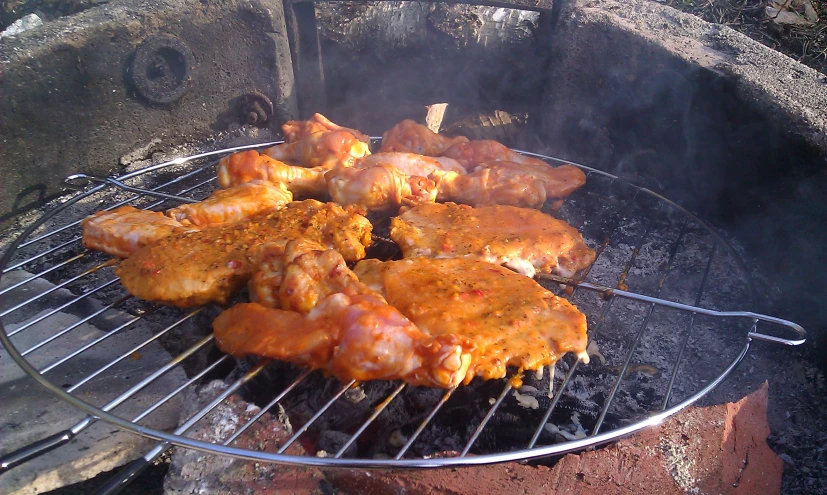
[317,430,357,458]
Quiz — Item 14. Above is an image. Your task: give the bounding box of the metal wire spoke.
[133,355,232,424]
[0,334,214,473]
[19,161,217,249]
[461,382,513,456]
[394,387,456,460]
[527,294,620,448]
[38,305,162,374]
[65,309,204,393]
[526,203,665,446]
[0,253,87,297]
[591,220,690,435]
[334,382,407,458]
[222,369,315,447]
[660,243,717,409]
[13,280,124,342]
[277,379,357,454]
[93,360,272,495]
[0,260,116,318]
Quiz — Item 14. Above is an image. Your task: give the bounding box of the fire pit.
[1,0,826,493]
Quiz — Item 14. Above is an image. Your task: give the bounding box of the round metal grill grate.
[0,141,805,472]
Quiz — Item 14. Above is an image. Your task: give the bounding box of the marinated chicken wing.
[379,119,469,155]
[326,165,437,212]
[430,167,547,209]
[263,131,370,169]
[390,203,596,278]
[282,113,370,143]
[166,181,292,227]
[441,139,553,170]
[115,200,372,307]
[248,238,373,311]
[355,152,465,176]
[213,295,474,388]
[475,161,586,200]
[81,206,197,259]
[353,258,589,386]
[217,150,328,196]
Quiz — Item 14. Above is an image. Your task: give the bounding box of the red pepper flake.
[472,289,486,297]
[227,259,243,270]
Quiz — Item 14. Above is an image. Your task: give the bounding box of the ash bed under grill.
[0,142,805,480]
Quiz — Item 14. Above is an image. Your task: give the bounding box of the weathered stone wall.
[539,0,827,365]
[313,1,548,138]
[0,0,297,224]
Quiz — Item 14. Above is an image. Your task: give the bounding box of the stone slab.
[0,270,187,494]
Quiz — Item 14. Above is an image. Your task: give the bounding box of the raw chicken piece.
[213,296,474,388]
[81,206,197,259]
[390,202,596,278]
[353,258,589,387]
[430,167,547,209]
[217,150,327,196]
[379,119,469,156]
[355,152,465,176]
[115,200,372,307]
[166,181,292,227]
[326,165,437,212]
[263,130,370,169]
[282,113,370,143]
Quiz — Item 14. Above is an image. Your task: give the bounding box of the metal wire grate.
[0,142,806,476]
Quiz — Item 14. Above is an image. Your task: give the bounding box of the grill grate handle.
[93,456,152,495]
[0,430,76,474]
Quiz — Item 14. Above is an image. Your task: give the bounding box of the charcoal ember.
[164,380,326,495]
[316,430,357,458]
[328,383,783,495]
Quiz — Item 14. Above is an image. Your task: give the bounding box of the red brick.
[329,382,782,495]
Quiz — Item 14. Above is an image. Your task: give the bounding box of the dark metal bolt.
[237,93,273,128]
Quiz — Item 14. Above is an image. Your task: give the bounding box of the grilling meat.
[430,167,547,209]
[326,165,437,212]
[214,296,474,388]
[248,238,374,312]
[353,257,589,387]
[323,152,465,211]
[263,130,370,169]
[81,206,198,259]
[379,119,469,156]
[391,203,596,278]
[431,161,586,208]
[115,200,372,307]
[356,152,465,176]
[166,181,293,227]
[476,161,586,200]
[442,139,542,170]
[282,113,370,144]
[217,150,328,197]
[215,241,474,388]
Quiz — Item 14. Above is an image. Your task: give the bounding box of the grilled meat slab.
[390,203,596,278]
[115,200,372,308]
[353,257,589,387]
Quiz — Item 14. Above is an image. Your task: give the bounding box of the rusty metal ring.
[131,34,196,105]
